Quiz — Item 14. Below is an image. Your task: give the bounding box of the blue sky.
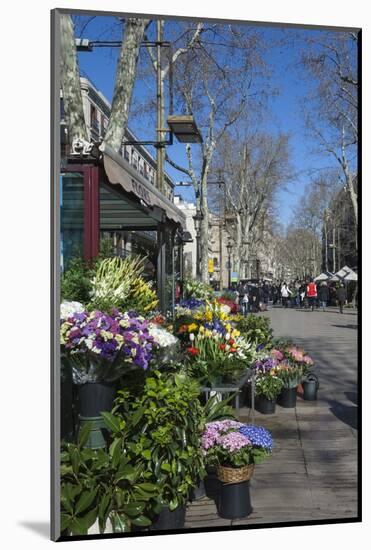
[73,16,346,227]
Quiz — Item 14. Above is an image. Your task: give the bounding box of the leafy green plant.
[60,423,160,535]
[255,375,284,401]
[61,257,94,304]
[202,393,236,422]
[110,371,206,512]
[236,314,273,345]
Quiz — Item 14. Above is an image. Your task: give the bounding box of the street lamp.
[193,211,204,279]
[167,115,203,143]
[226,241,233,289]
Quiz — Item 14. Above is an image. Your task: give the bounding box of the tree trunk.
[103,18,150,152]
[60,14,88,146]
[200,185,209,284]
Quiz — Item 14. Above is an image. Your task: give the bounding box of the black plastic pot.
[303,374,319,401]
[150,506,186,531]
[190,480,206,501]
[277,387,297,408]
[77,383,116,449]
[256,395,276,414]
[78,383,116,417]
[217,480,252,519]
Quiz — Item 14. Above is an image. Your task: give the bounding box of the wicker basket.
[217,464,255,484]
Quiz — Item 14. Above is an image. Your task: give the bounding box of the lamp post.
[226,241,232,289]
[193,211,203,279]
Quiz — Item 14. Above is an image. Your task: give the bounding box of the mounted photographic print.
[51,8,360,541]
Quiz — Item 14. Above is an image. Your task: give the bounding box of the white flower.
[148,323,178,348]
[189,333,195,342]
[225,333,231,341]
[60,301,84,320]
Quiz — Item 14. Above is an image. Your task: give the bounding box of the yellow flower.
[199,325,205,333]
[205,311,212,321]
[232,329,240,338]
[188,323,198,333]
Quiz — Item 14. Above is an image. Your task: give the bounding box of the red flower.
[230,348,237,353]
[219,344,226,350]
[228,339,235,345]
[187,347,200,356]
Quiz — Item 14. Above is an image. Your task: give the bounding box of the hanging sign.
[208,259,214,273]
[231,272,238,283]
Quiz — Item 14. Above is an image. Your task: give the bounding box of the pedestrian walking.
[281,282,291,308]
[306,278,318,311]
[337,283,347,314]
[318,281,330,311]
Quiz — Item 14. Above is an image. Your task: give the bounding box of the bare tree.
[300,31,358,245]
[166,25,264,282]
[214,131,290,279]
[60,14,149,154]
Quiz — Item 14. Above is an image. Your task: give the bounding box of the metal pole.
[219,196,223,290]
[332,226,336,272]
[156,20,165,193]
[228,253,231,289]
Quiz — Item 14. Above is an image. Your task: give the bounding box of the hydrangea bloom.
[238,425,273,452]
[217,431,251,452]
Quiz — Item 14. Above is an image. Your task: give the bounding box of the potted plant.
[60,423,160,535]
[107,371,206,531]
[202,420,273,519]
[273,363,305,408]
[254,375,284,414]
[60,307,155,448]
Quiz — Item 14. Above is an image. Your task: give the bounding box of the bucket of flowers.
[201,420,273,519]
[185,323,256,386]
[252,357,284,414]
[61,305,155,447]
[283,346,317,400]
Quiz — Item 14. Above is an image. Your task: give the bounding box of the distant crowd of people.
[234,278,354,316]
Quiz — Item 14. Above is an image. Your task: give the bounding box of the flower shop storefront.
[60,144,187,313]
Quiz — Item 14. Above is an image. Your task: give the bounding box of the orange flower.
[178,325,188,334]
[230,348,237,353]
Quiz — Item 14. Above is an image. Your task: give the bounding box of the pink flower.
[270,349,284,361]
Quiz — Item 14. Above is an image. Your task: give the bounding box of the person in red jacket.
[306,278,318,311]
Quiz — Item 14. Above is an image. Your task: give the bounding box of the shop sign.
[208,259,214,273]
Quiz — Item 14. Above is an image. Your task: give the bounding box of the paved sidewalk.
[185,306,358,528]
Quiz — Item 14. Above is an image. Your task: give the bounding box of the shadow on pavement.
[345,391,358,405]
[327,399,358,430]
[331,324,357,329]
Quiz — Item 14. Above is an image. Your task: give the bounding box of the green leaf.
[81,507,98,531]
[169,498,179,511]
[122,502,145,517]
[110,512,131,533]
[130,515,152,527]
[115,464,137,483]
[160,462,171,472]
[70,516,88,535]
[60,513,71,532]
[131,406,145,427]
[68,447,80,475]
[98,492,111,521]
[101,412,121,433]
[136,482,158,493]
[75,488,97,515]
[142,449,151,460]
[78,422,93,448]
[109,438,122,469]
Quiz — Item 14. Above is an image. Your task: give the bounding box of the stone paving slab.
[185,306,358,529]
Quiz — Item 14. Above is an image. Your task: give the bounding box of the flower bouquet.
[60,308,155,384]
[185,324,255,385]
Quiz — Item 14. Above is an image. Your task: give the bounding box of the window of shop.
[60,172,84,271]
